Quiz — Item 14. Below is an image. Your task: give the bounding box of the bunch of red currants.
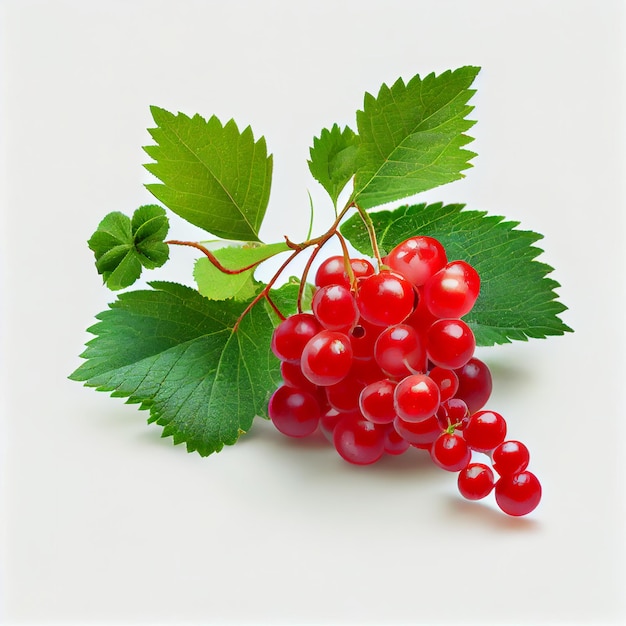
[269,236,541,517]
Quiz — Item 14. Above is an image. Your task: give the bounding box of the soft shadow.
[238,419,332,450]
[444,493,543,532]
[483,358,531,384]
[242,419,445,479]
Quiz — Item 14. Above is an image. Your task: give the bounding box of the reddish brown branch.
[232,247,302,332]
[165,240,263,275]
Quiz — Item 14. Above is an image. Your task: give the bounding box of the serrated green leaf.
[87,205,169,290]
[144,106,272,242]
[341,202,572,345]
[193,241,289,301]
[69,281,299,456]
[352,66,479,209]
[308,124,359,206]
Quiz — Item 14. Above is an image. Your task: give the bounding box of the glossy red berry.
[279,360,318,393]
[386,236,448,287]
[464,410,507,452]
[393,373,440,422]
[350,356,386,385]
[430,432,471,472]
[356,271,416,327]
[319,408,345,442]
[268,385,321,438]
[457,463,495,500]
[300,330,353,386]
[454,357,493,415]
[324,372,365,414]
[315,255,375,288]
[333,414,385,465]
[271,313,322,363]
[427,367,459,403]
[312,284,359,332]
[426,318,476,370]
[495,471,542,516]
[492,440,530,477]
[422,260,480,319]
[315,256,346,287]
[393,414,441,448]
[405,286,438,334]
[436,398,470,430]
[382,423,410,455]
[359,378,397,424]
[374,323,426,378]
[349,319,383,360]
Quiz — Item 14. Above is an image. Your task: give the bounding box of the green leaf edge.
[143,106,273,243]
[340,202,573,346]
[351,65,480,209]
[69,281,298,456]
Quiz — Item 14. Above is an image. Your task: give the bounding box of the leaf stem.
[165,240,264,275]
[296,246,321,313]
[306,190,315,241]
[355,206,384,267]
[335,230,356,289]
[264,293,286,321]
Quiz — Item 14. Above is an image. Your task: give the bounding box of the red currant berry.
[359,378,397,424]
[350,258,376,281]
[271,313,322,363]
[315,256,345,287]
[315,255,375,288]
[325,372,365,414]
[426,318,476,370]
[312,284,359,332]
[382,423,411,455]
[405,286,439,334]
[355,271,416,326]
[423,260,480,319]
[464,410,507,452]
[428,367,459,403]
[393,414,441,448]
[454,357,493,415]
[457,463,495,500]
[436,398,470,430]
[495,471,542,516]
[301,330,353,386]
[393,373,440,422]
[430,431,471,472]
[349,319,383,360]
[350,357,386,385]
[492,440,530,477]
[268,385,321,438]
[280,360,319,393]
[333,414,385,465]
[374,324,427,378]
[386,236,448,287]
[319,408,346,442]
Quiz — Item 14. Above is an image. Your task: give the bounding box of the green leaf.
[143,106,272,242]
[69,281,297,456]
[193,241,289,301]
[341,202,572,345]
[352,66,479,209]
[88,205,169,290]
[308,124,359,206]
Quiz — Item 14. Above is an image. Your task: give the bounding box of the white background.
[1,1,625,624]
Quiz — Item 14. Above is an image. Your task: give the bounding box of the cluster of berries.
[268,236,541,517]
